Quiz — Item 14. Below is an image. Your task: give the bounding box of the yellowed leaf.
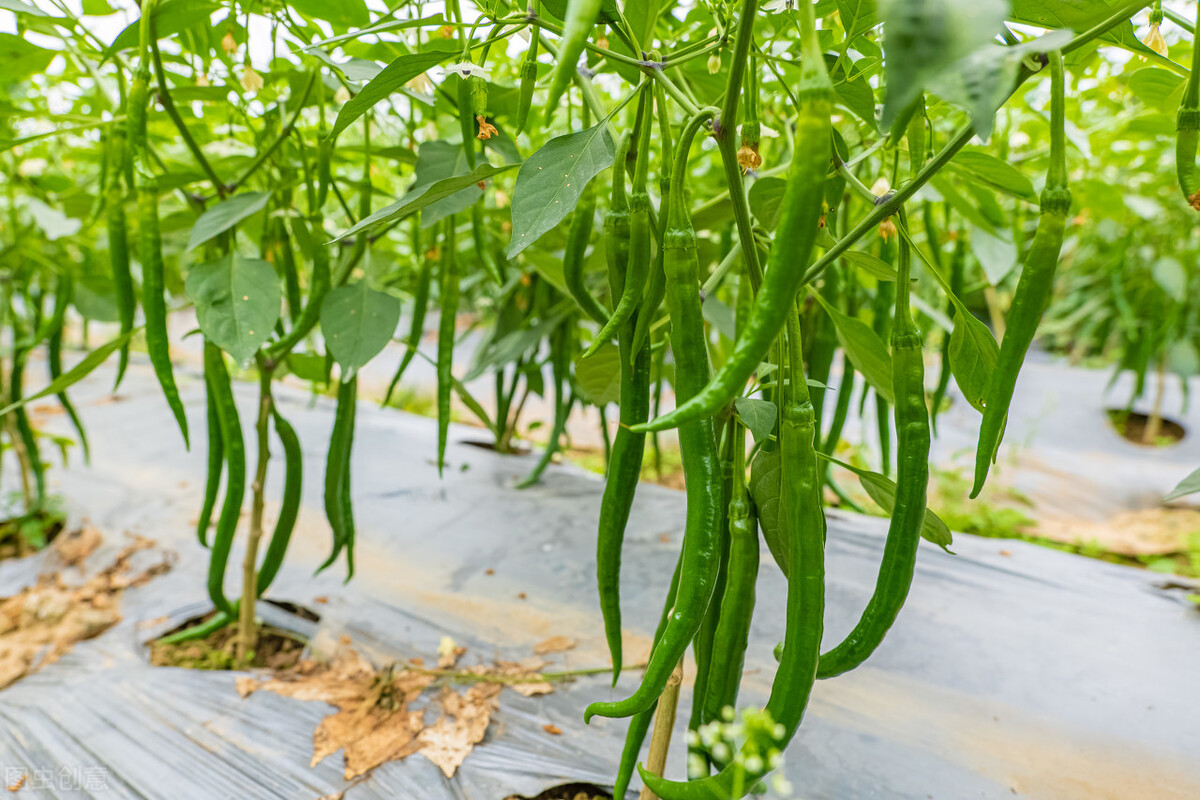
[533,635,576,655]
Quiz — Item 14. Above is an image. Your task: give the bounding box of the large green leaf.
[186,192,272,251]
[329,51,452,140]
[0,33,55,79]
[1165,466,1200,503]
[749,177,787,231]
[507,122,616,259]
[840,250,898,281]
[185,253,281,364]
[287,0,368,28]
[320,282,401,371]
[1009,0,1147,51]
[879,0,1008,128]
[948,311,999,413]
[813,293,895,404]
[575,343,622,406]
[838,0,880,39]
[949,151,1036,202]
[823,454,954,550]
[332,161,518,242]
[734,397,777,444]
[107,0,220,56]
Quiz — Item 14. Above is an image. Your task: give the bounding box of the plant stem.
[150,34,226,195]
[229,70,318,192]
[237,362,275,662]
[638,659,684,800]
[1144,357,1166,444]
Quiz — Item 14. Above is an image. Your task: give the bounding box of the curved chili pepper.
[105,181,135,389]
[629,83,675,359]
[1177,4,1200,209]
[971,51,1070,498]
[436,216,461,476]
[543,0,603,122]
[633,40,832,434]
[586,107,723,724]
[595,128,639,678]
[204,341,245,616]
[582,87,653,358]
[515,26,539,134]
[518,324,574,487]
[817,211,929,680]
[319,376,357,577]
[46,275,88,463]
[256,407,302,595]
[562,177,609,325]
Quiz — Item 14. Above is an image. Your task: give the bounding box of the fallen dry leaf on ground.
[242,646,562,780]
[1037,507,1200,556]
[533,636,576,655]
[542,724,562,735]
[50,526,102,569]
[0,535,170,690]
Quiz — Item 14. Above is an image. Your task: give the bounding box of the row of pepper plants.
[3,0,1198,795]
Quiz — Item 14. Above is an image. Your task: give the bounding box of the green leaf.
[970,224,1018,286]
[749,177,787,231]
[813,293,894,405]
[320,282,402,371]
[332,162,518,242]
[879,0,1007,128]
[837,0,880,38]
[1128,67,1186,113]
[508,122,616,259]
[575,344,623,407]
[749,447,788,575]
[0,331,134,417]
[185,253,281,365]
[0,33,55,79]
[824,454,954,550]
[329,51,452,140]
[1009,0,1147,52]
[734,397,778,444]
[107,0,221,56]
[287,0,368,28]
[948,312,999,414]
[412,140,483,228]
[841,250,898,281]
[949,151,1036,201]
[1165,466,1200,503]
[186,192,272,251]
[0,0,54,17]
[834,73,879,132]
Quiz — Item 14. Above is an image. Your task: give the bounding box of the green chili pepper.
[543,0,603,122]
[634,34,832,434]
[458,74,477,169]
[582,87,653,359]
[586,107,723,724]
[46,275,88,463]
[10,343,45,505]
[930,233,966,433]
[595,130,652,683]
[515,28,539,134]
[702,422,758,723]
[872,271,894,477]
[137,175,190,446]
[562,117,609,326]
[105,184,135,389]
[437,216,461,476]
[518,324,574,487]
[204,341,245,616]
[817,211,929,680]
[197,367,223,548]
[256,407,302,595]
[385,221,433,406]
[319,376,357,578]
[1177,4,1200,209]
[808,265,840,427]
[971,51,1070,498]
[629,83,675,359]
[612,553,683,800]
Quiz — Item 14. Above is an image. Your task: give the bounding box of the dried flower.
[221,30,237,54]
[241,65,263,93]
[476,116,498,140]
[737,141,762,172]
[879,218,897,242]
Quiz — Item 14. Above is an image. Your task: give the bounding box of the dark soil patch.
[504,785,613,800]
[0,508,65,561]
[151,619,305,671]
[1107,409,1186,447]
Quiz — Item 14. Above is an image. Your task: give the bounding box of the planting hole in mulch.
[1106,409,1186,447]
[150,601,318,671]
[0,507,66,561]
[503,783,613,800]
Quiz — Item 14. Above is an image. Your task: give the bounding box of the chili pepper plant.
[2,0,1195,794]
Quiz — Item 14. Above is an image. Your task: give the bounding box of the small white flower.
[434,62,491,81]
[763,0,796,12]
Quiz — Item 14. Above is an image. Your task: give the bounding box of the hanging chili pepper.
[204,341,244,616]
[971,52,1071,497]
[586,107,723,724]
[635,27,832,433]
[437,216,461,476]
[1177,3,1200,209]
[256,407,303,594]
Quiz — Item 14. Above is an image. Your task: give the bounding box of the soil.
[0,508,65,561]
[504,785,612,800]
[150,619,306,671]
[1106,409,1186,447]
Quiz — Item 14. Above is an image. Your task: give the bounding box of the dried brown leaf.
[533,636,576,655]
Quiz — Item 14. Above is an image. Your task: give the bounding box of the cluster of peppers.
[568,2,1076,797]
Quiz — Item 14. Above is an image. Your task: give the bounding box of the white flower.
[433,62,491,81]
[763,0,796,12]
